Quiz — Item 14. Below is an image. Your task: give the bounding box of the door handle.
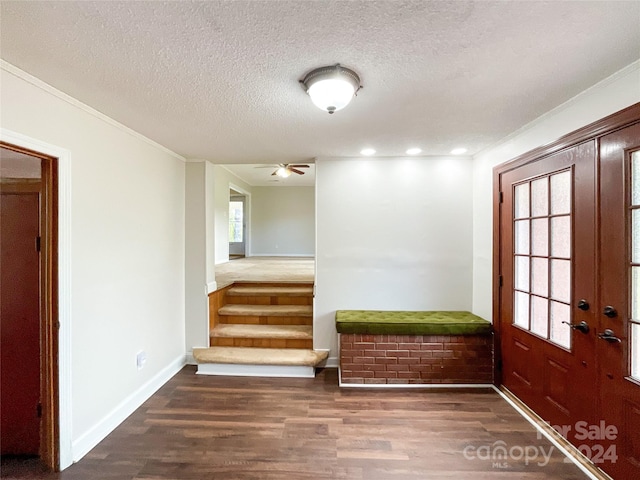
[603,306,617,318]
[598,329,622,343]
[562,320,590,334]
[577,299,590,311]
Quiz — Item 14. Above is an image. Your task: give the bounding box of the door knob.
[598,329,622,343]
[577,299,590,311]
[603,306,617,318]
[562,320,590,334]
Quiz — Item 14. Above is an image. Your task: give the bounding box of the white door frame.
[0,128,73,469]
[229,183,251,257]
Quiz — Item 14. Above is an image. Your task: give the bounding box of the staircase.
[193,282,328,378]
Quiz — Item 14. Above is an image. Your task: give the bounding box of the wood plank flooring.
[1,366,589,479]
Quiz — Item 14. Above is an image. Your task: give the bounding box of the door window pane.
[531,258,548,297]
[551,216,571,258]
[550,259,570,303]
[531,178,549,217]
[633,209,640,263]
[515,256,530,291]
[515,220,530,255]
[514,291,530,328]
[633,265,640,320]
[515,183,530,219]
[531,218,549,256]
[531,296,549,338]
[550,301,571,349]
[550,171,571,215]
[632,152,640,206]
[632,323,640,380]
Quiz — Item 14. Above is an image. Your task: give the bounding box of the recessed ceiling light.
[451,148,468,155]
[361,148,376,156]
[406,148,422,155]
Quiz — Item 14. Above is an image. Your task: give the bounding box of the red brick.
[363,364,385,372]
[398,357,420,365]
[386,364,411,372]
[364,349,387,357]
[398,371,420,379]
[398,343,422,350]
[375,343,398,350]
[374,357,398,365]
[421,343,444,350]
[374,370,397,378]
[386,350,410,357]
[352,356,375,364]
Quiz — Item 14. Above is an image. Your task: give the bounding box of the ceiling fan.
[257,163,310,178]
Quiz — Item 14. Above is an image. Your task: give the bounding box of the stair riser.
[220,315,313,326]
[225,296,312,306]
[211,337,313,349]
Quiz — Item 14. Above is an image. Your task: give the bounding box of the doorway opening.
[229,188,246,259]
[0,143,59,471]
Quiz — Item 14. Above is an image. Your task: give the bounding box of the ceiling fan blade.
[271,171,277,176]
[290,168,305,175]
[290,164,310,168]
[255,165,277,169]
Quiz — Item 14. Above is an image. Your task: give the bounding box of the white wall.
[315,156,473,360]
[213,166,252,264]
[185,161,212,360]
[251,186,315,256]
[472,61,640,322]
[0,63,186,465]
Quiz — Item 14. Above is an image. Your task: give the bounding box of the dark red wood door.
[499,141,599,447]
[1,192,41,455]
[597,122,640,480]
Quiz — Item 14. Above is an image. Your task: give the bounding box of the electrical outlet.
[136,351,147,370]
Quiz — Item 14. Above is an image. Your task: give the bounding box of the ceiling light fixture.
[406,148,422,155]
[300,64,362,114]
[276,167,292,178]
[451,147,468,155]
[360,148,376,156]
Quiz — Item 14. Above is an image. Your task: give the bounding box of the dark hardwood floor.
[1,366,588,479]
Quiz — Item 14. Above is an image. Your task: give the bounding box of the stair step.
[211,324,312,340]
[193,347,328,366]
[227,286,313,297]
[218,304,312,317]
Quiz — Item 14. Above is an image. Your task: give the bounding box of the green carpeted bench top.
[335,310,492,336]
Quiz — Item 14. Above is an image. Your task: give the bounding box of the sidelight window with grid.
[630,152,640,380]
[513,170,572,349]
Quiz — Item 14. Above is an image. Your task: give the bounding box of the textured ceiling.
[1,0,639,176]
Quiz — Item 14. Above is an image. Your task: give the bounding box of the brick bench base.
[339,333,493,385]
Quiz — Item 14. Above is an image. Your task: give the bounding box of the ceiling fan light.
[276,167,292,178]
[301,64,361,114]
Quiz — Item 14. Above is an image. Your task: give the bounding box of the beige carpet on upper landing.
[215,256,314,287]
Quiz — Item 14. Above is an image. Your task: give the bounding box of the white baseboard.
[206,281,217,294]
[321,355,338,368]
[249,253,314,258]
[71,354,186,463]
[197,363,316,378]
[185,352,196,365]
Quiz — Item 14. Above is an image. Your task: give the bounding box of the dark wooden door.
[597,122,640,480]
[499,141,599,447]
[0,192,41,455]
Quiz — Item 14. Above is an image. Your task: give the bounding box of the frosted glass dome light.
[300,64,362,114]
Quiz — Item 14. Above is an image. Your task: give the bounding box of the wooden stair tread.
[211,324,312,340]
[227,286,313,297]
[218,304,313,317]
[193,347,328,366]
